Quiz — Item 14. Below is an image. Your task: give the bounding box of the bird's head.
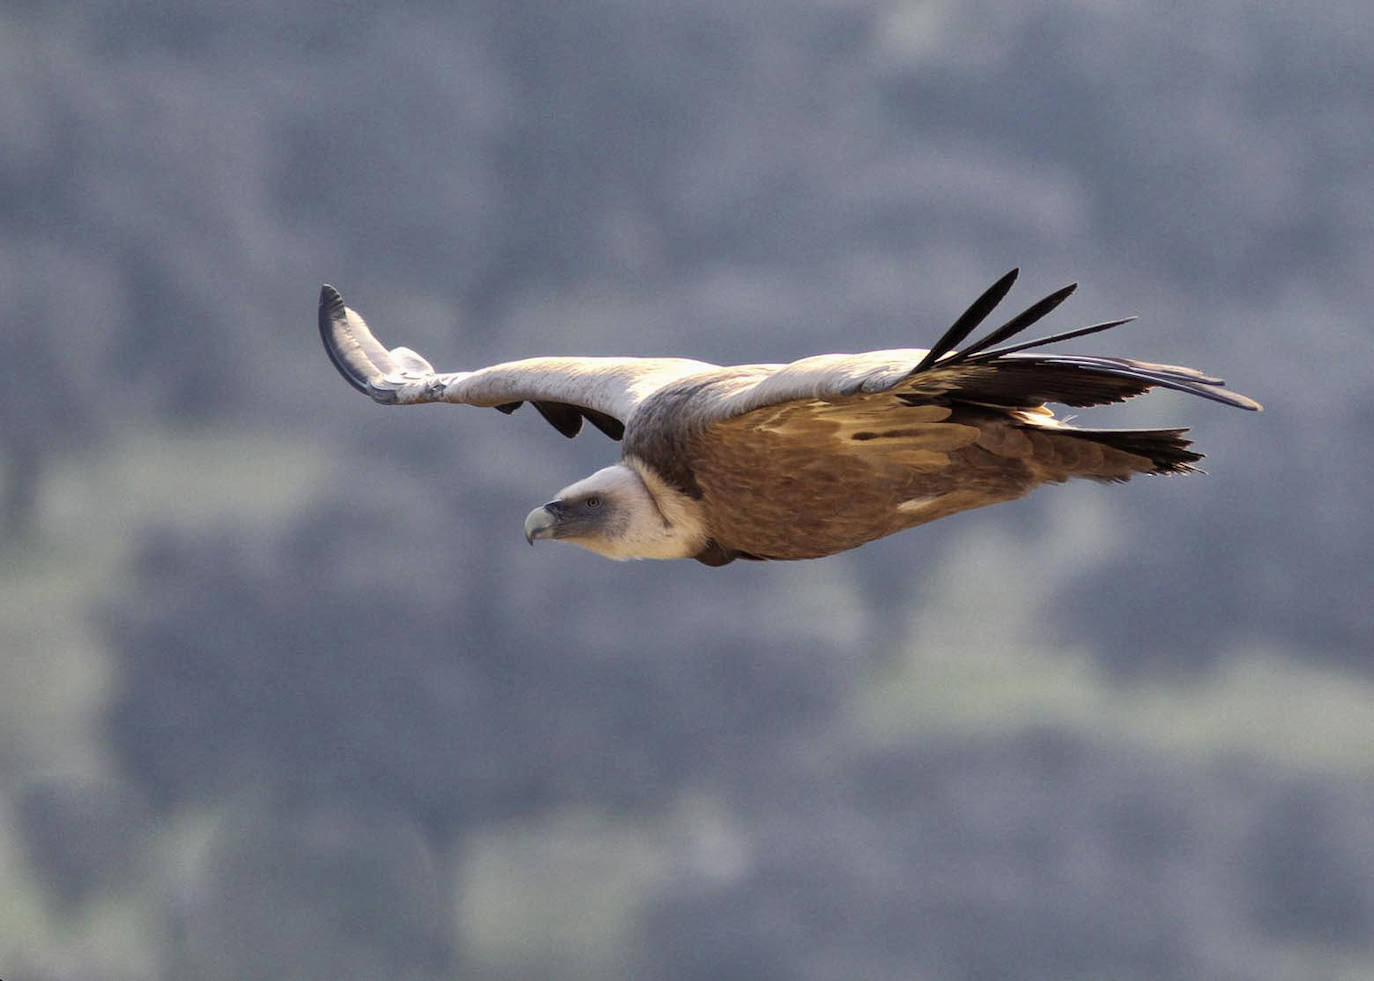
[523,463,703,561]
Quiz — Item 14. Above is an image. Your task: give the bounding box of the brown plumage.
[318,270,1260,565]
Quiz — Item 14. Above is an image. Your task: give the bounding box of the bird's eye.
[584,496,602,510]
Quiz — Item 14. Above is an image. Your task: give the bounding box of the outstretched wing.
[319,285,717,440]
[690,269,1261,424]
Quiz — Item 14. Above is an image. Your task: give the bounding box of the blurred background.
[2,0,1372,978]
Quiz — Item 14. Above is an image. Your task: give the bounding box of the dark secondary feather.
[495,399,626,439]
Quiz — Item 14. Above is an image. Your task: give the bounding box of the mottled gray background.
[2,1,1371,978]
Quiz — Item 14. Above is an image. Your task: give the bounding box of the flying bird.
[319,271,1259,566]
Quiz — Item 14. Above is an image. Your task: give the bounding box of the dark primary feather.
[902,275,1262,413]
[911,268,1021,373]
[952,282,1078,360]
[898,358,1243,410]
[964,316,1136,361]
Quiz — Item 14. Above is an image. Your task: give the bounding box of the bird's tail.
[1055,426,1203,477]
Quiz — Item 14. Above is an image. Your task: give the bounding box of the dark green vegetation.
[2,1,1371,978]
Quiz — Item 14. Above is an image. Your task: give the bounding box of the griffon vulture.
[319,271,1259,566]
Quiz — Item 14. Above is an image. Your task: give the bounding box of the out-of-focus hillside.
[1,2,1371,978]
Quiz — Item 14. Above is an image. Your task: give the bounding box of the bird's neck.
[614,456,709,560]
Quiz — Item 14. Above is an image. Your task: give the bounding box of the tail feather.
[1061,427,1203,476]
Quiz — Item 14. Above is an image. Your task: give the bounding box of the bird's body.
[319,271,1259,565]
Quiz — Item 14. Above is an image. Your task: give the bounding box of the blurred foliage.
[167,803,454,981]
[638,732,1374,981]
[14,779,154,911]
[2,0,1372,978]
[104,491,853,833]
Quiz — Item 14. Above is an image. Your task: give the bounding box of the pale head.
[522,462,706,560]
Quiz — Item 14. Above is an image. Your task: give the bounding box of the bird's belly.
[706,472,908,559]
[685,408,1044,560]
[695,452,1019,560]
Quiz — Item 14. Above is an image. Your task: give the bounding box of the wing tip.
[1115,362,1263,412]
[317,283,373,395]
[930,271,1250,409]
[1219,389,1263,412]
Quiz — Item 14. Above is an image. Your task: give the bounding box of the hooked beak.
[523,502,563,544]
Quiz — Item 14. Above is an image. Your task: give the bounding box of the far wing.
[319,285,717,440]
[692,269,1261,424]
